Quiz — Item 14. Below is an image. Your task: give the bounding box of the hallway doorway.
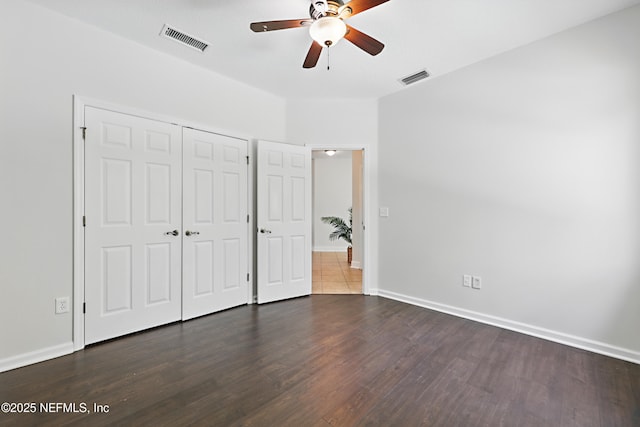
[311,149,364,294]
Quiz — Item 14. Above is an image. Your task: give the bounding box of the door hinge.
[246,155,249,165]
[82,216,86,227]
[247,214,250,223]
[247,273,250,282]
[81,127,87,140]
[83,302,86,314]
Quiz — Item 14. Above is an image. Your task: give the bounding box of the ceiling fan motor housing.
[309,0,345,19]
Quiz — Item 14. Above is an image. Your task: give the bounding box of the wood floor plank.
[1,295,638,426]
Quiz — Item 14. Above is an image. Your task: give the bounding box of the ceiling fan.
[250,0,390,69]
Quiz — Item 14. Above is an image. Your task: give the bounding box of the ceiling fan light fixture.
[309,17,347,47]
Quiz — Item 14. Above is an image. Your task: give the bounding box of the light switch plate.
[379,207,389,217]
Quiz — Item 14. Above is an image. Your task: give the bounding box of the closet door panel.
[85,107,182,344]
[182,128,248,320]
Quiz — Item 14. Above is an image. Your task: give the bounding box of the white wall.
[378,5,640,360]
[287,99,379,291]
[0,0,286,369]
[313,155,352,251]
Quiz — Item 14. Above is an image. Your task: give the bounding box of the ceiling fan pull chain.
[327,46,330,71]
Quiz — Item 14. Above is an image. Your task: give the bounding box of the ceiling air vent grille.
[160,25,209,53]
[399,69,430,86]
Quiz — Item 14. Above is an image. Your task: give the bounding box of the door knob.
[259,228,272,234]
[165,230,179,236]
[185,230,200,236]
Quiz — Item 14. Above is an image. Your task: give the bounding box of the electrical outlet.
[463,275,472,287]
[55,297,70,314]
[472,276,482,290]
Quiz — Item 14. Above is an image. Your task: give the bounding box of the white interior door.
[182,128,249,320]
[257,141,312,304]
[84,107,182,344]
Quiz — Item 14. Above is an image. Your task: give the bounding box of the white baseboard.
[377,289,640,365]
[351,261,361,269]
[0,342,75,373]
[313,247,348,252]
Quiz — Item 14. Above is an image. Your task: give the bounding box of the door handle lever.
[185,230,200,236]
[165,230,179,236]
[259,228,272,234]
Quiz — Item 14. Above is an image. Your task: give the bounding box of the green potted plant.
[320,207,353,264]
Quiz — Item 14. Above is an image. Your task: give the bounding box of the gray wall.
[378,5,640,358]
[313,155,352,252]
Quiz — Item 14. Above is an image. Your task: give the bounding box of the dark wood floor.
[1,296,638,426]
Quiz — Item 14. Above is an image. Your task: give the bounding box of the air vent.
[160,24,209,53]
[399,69,430,86]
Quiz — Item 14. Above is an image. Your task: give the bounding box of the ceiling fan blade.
[344,25,384,56]
[303,41,323,68]
[250,19,313,32]
[339,0,390,18]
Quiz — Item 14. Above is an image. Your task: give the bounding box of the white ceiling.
[25,0,640,99]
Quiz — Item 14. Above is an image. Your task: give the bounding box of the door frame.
[72,95,253,350]
[306,144,371,295]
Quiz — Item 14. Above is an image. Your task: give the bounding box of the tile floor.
[312,251,362,294]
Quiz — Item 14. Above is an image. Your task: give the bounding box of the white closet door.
[257,141,312,304]
[182,128,249,320]
[84,107,182,344]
